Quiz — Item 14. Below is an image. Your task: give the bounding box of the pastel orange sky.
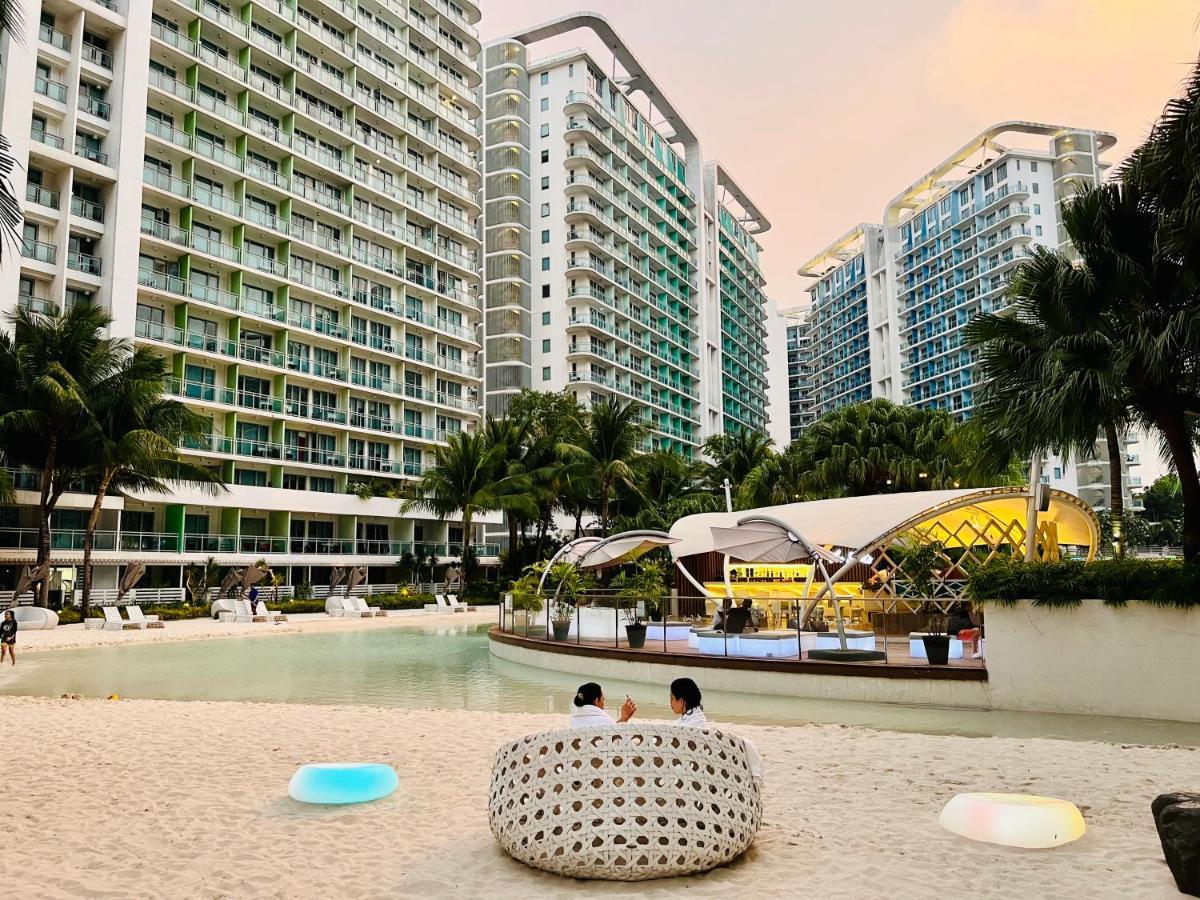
[480,0,1200,304]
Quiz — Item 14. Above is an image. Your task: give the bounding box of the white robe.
[569,704,616,730]
[677,708,763,781]
[677,707,709,727]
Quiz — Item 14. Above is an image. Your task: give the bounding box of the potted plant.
[898,538,950,664]
[508,571,544,634]
[613,558,668,649]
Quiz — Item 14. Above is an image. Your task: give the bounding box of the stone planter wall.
[984,600,1200,722]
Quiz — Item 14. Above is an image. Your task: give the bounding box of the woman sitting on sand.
[569,682,636,729]
[669,677,707,727]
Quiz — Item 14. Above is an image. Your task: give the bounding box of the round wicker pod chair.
[489,724,762,881]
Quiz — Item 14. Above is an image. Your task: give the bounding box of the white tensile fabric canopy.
[576,533,681,570]
[668,488,1099,559]
[709,518,843,564]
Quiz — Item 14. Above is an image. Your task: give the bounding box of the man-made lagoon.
[4,622,1197,745]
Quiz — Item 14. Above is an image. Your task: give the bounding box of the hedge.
[965,558,1200,609]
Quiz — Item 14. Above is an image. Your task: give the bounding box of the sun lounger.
[233,599,267,623]
[434,594,453,612]
[84,617,104,630]
[446,594,474,612]
[102,606,141,631]
[125,605,165,629]
[347,596,381,617]
[254,600,288,623]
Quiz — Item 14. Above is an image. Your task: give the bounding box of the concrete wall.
[982,600,1200,723]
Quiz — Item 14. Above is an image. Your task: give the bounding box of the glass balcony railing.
[67,250,102,276]
[39,23,71,51]
[78,93,112,120]
[74,138,108,165]
[71,196,105,221]
[31,129,65,150]
[82,43,114,70]
[25,183,60,209]
[21,239,57,264]
[34,75,67,103]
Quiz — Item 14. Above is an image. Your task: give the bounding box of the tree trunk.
[460,510,472,592]
[507,514,520,575]
[34,436,58,607]
[80,472,112,620]
[599,483,610,537]
[1156,412,1200,561]
[1104,423,1125,558]
[573,510,582,538]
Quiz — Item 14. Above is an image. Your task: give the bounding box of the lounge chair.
[434,594,453,612]
[342,596,378,618]
[446,594,474,613]
[354,596,383,617]
[84,617,104,630]
[125,605,165,629]
[254,600,288,623]
[102,606,141,631]
[233,599,267,623]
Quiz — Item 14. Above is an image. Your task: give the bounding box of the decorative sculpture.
[10,563,49,606]
[345,565,367,596]
[329,566,346,594]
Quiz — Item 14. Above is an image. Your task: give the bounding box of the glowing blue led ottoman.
[288,763,398,805]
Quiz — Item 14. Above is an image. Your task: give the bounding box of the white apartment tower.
[0,0,497,597]
[479,14,771,455]
[795,122,1144,513]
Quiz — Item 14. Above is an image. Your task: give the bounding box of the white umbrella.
[709,520,840,564]
[116,563,146,603]
[576,533,681,570]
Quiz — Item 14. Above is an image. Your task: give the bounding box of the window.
[542,366,551,381]
[539,97,549,112]
[542,312,550,325]
[539,123,550,137]
[1031,161,1039,173]
[234,469,267,487]
[1033,204,1041,215]
[1032,183,1039,194]
[541,258,550,271]
[995,162,1007,181]
[540,149,549,163]
[540,203,550,217]
[539,72,549,85]
[1053,466,1062,479]
[1035,225,1043,236]
[540,176,550,190]
[541,229,550,243]
[541,285,551,298]
[542,339,550,352]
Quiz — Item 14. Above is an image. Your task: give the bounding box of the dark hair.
[669,677,702,713]
[573,682,603,708]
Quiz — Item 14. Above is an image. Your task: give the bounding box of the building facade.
[0,0,497,597]
[795,122,1145,510]
[479,14,771,454]
[783,307,816,441]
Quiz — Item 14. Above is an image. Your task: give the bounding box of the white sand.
[0,693,1192,898]
[13,608,498,654]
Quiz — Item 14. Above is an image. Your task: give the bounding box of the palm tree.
[0,305,127,605]
[558,397,646,536]
[966,243,1133,555]
[0,3,24,259]
[401,430,530,589]
[702,430,775,499]
[77,348,225,617]
[483,414,534,575]
[613,450,718,531]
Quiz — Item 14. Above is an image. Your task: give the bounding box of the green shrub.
[966,558,1200,609]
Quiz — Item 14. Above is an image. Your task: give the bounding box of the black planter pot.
[922,634,951,665]
[625,623,647,649]
[552,620,571,641]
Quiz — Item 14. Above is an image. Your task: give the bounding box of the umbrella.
[219,569,241,598]
[11,563,48,605]
[346,565,367,596]
[576,532,681,570]
[709,518,841,564]
[116,563,146,604]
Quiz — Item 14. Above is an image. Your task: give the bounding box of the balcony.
[34,75,68,103]
[21,239,57,264]
[77,94,112,120]
[31,128,65,151]
[82,43,114,70]
[71,196,105,222]
[67,250,102,276]
[38,23,71,52]
[25,183,60,209]
[74,138,109,165]
[18,292,57,315]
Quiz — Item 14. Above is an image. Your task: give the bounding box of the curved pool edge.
[488,627,994,710]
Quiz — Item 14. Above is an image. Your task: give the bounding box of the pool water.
[3,623,1198,746]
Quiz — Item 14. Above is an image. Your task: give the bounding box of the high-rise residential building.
[796,121,1145,513]
[479,14,771,455]
[0,0,497,597]
[783,307,816,441]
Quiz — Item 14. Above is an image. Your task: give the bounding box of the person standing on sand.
[1,610,17,666]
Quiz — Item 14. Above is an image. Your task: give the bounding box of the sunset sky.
[479,0,1200,306]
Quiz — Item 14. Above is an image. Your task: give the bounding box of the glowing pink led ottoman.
[939,793,1086,849]
[288,763,398,805]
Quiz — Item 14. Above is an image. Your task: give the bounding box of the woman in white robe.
[569,682,637,729]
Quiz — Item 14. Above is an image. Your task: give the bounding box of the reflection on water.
[3,623,1198,746]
